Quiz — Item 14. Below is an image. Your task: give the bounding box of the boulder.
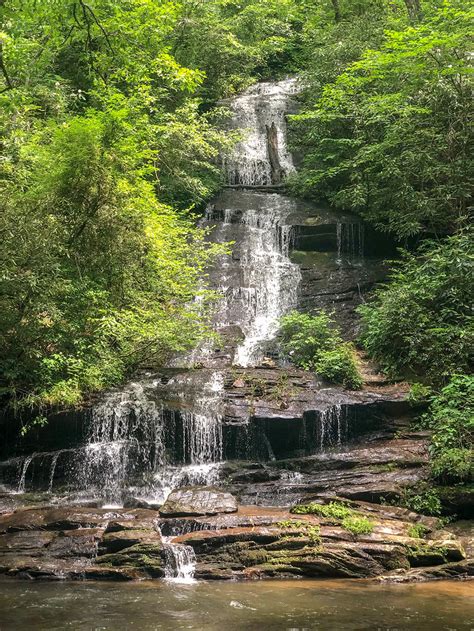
[159,487,238,517]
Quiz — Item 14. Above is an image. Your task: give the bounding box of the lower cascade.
[162,540,197,584]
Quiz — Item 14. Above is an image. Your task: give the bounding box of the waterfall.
[17,454,34,493]
[47,451,61,493]
[162,536,197,583]
[206,194,301,368]
[77,382,166,503]
[180,372,224,464]
[0,78,358,509]
[336,223,365,262]
[319,405,348,450]
[224,78,299,186]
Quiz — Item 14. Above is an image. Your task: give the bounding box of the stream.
[0,579,472,630]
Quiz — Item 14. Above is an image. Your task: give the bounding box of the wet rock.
[98,529,161,555]
[159,487,238,517]
[0,530,56,555]
[405,540,465,567]
[0,555,91,580]
[96,542,164,578]
[380,559,474,583]
[0,506,158,533]
[45,529,102,558]
[122,496,161,511]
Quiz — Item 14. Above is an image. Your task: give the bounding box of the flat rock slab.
[159,487,238,517]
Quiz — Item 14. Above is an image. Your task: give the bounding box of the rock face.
[223,435,431,506]
[159,487,238,517]
[0,502,470,583]
[0,507,164,580]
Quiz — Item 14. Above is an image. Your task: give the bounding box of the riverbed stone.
[0,501,470,582]
[98,529,161,555]
[159,487,238,517]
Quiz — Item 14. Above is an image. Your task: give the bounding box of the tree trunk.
[266,123,283,185]
[403,0,423,22]
[331,0,341,23]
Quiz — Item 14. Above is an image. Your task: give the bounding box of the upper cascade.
[224,77,300,186]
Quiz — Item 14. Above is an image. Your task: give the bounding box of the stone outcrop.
[0,501,470,583]
[159,487,238,517]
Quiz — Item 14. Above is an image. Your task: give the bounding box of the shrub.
[280,311,362,389]
[341,516,374,536]
[291,501,353,520]
[315,344,363,390]
[426,375,474,484]
[431,449,473,485]
[399,489,442,517]
[280,311,339,370]
[358,234,473,385]
[407,524,429,539]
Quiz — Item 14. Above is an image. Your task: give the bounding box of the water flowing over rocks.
[0,502,469,583]
[0,78,471,584]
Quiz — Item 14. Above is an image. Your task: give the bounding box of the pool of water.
[0,579,473,630]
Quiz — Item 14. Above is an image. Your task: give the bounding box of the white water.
[224,78,299,186]
[69,370,226,504]
[319,405,348,450]
[162,539,197,583]
[336,223,365,262]
[17,454,34,493]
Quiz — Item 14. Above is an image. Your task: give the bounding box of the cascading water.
[206,194,301,367]
[0,77,358,508]
[17,454,34,493]
[318,405,348,450]
[162,540,197,583]
[336,223,365,262]
[224,78,299,186]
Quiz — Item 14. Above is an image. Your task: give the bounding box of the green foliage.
[399,488,442,516]
[358,234,474,384]
[291,501,353,519]
[20,416,48,437]
[0,0,233,411]
[425,375,474,484]
[292,1,473,239]
[431,449,472,485]
[341,515,374,535]
[170,0,305,101]
[407,383,432,405]
[407,523,429,539]
[280,311,362,388]
[276,520,321,543]
[291,501,375,535]
[315,345,363,390]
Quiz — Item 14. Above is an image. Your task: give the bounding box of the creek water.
[0,579,472,630]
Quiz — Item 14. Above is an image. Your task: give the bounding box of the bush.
[407,524,429,539]
[358,234,473,384]
[291,501,353,519]
[341,516,374,536]
[427,375,474,484]
[315,345,363,390]
[280,311,362,389]
[399,489,442,517]
[431,449,472,485]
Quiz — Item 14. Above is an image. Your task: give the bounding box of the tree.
[291,1,472,238]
